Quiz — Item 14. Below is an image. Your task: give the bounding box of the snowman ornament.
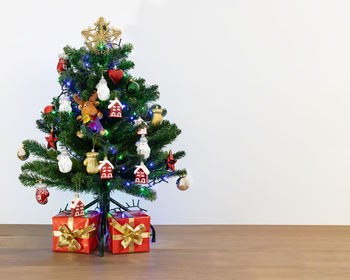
[135,135,151,160]
[57,147,72,173]
[58,94,72,113]
[96,76,110,101]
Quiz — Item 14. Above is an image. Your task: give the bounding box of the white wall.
[2,0,350,224]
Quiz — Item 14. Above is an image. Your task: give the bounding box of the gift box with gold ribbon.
[107,210,150,254]
[52,211,100,253]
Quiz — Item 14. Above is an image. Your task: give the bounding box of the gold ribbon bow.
[55,222,96,252]
[110,217,149,252]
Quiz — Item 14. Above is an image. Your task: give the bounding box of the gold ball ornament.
[151,106,163,126]
[17,145,28,161]
[83,150,99,174]
[177,175,190,191]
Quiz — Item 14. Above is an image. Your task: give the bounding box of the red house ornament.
[134,162,150,185]
[108,97,123,118]
[98,157,114,179]
[70,194,85,217]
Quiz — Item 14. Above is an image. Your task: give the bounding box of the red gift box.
[108,210,150,254]
[52,211,100,253]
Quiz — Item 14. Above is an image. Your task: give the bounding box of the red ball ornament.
[44,105,54,114]
[35,183,50,205]
[57,54,70,74]
[108,69,124,84]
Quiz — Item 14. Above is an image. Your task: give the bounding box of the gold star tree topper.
[81,17,122,52]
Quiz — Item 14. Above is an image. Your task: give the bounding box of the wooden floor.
[1,225,350,279]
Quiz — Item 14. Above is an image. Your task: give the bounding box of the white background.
[1,0,350,224]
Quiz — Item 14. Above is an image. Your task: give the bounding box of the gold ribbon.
[110,217,150,252]
[53,217,96,252]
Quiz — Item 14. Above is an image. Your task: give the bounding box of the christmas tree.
[17,17,188,255]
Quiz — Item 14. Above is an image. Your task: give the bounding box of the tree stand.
[84,190,156,257]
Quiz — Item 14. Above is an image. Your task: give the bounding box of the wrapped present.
[108,210,150,254]
[52,211,100,253]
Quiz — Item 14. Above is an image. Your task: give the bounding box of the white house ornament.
[96,75,110,101]
[108,97,123,118]
[70,194,85,217]
[35,183,50,205]
[98,156,114,179]
[176,174,190,191]
[151,106,163,126]
[58,94,72,113]
[17,145,28,161]
[134,117,148,135]
[57,147,73,173]
[136,135,151,160]
[134,162,150,184]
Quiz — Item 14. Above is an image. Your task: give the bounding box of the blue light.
[126,182,131,186]
[109,147,117,154]
[121,166,126,171]
[149,162,154,167]
[122,104,126,109]
[148,110,153,115]
[84,62,90,67]
[129,116,134,121]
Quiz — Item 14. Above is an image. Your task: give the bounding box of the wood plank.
[1,225,350,279]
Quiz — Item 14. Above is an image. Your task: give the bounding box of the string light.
[118,155,123,160]
[149,162,154,167]
[129,116,134,121]
[126,182,131,186]
[121,166,126,171]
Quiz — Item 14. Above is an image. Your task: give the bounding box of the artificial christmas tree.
[18,17,188,256]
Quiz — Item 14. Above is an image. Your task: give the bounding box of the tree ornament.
[81,17,122,53]
[17,145,28,161]
[127,79,140,93]
[44,104,55,114]
[98,156,114,179]
[108,97,123,118]
[57,54,70,74]
[96,76,110,101]
[58,95,72,113]
[46,129,58,150]
[83,149,99,174]
[166,150,177,171]
[136,135,151,160]
[176,174,190,191]
[134,117,147,135]
[57,147,72,173]
[134,162,150,184]
[151,106,163,126]
[70,194,85,217]
[108,69,124,84]
[35,182,50,205]
[74,91,106,136]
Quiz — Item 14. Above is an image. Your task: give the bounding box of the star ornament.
[81,17,122,53]
[46,130,58,150]
[166,150,177,171]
